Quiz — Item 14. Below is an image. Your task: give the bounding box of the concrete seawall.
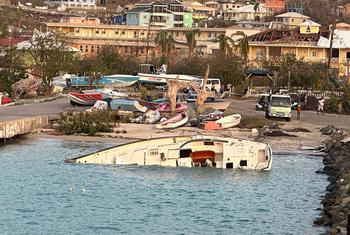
[0,115,49,139]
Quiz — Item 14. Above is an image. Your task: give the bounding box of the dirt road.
[0,97,85,122]
[228,98,350,130]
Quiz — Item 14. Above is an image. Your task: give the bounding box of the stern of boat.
[256,144,273,171]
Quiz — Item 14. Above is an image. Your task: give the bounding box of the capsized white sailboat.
[65,135,273,171]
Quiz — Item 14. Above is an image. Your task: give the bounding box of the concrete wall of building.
[264,0,285,13]
[49,0,96,7]
[300,25,319,34]
[126,13,140,26]
[247,45,328,62]
[281,17,306,28]
[183,12,193,27]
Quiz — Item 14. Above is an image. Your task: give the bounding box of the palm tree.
[154,30,175,65]
[231,31,250,64]
[185,29,200,56]
[217,34,234,55]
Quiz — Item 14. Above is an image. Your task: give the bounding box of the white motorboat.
[65,135,273,171]
[138,64,198,85]
[156,113,188,129]
[215,114,242,129]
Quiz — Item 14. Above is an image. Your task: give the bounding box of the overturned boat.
[65,135,272,171]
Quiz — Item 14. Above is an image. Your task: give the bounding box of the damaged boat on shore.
[65,135,272,170]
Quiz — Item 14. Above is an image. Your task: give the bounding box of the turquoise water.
[0,137,327,235]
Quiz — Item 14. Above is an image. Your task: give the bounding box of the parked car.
[255,94,269,111]
[187,94,215,103]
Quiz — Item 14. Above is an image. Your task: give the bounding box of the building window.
[122,30,125,35]
[95,30,99,34]
[85,45,88,52]
[346,51,350,60]
[80,45,83,52]
[102,30,106,34]
[115,30,118,34]
[291,49,296,55]
[311,50,317,57]
[302,50,306,54]
[91,45,94,52]
[75,28,80,33]
[97,45,100,52]
[125,47,128,53]
[144,15,147,19]
[306,26,311,33]
[291,19,294,22]
[134,31,137,38]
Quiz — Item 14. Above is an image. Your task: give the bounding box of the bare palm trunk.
[191,65,214,113]
[167,76,194,113]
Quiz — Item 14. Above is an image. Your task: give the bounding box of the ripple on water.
[0,138,328,235]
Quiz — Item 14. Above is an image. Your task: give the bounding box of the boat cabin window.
[240,160,247,167]
[150,149,159,155]
[204,141,214,146]
[226,162,233,168]
[180,149,192,158]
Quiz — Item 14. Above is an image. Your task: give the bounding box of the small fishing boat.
[53,74,139,87]
[130,110,161,124]
[100,74,139,87]
[68,90,104,106]
[156,102,188,113]
[216,114,241,128]
[65,135,273,171]
[96,88,128,98]
[190,110,224,127]
[110,98,147,113]
[200,114,241,130]
[68,89,128,106]
[156,113,188,129]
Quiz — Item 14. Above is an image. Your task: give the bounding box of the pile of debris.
[11,77,42,98]
[254,123,297,140]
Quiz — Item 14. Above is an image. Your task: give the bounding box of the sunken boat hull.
[65,136,272,171]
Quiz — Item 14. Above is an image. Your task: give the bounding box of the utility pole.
[145,6,153,64]
[327,0,337,69]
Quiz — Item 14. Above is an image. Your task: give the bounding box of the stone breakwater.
[315,127,350,234]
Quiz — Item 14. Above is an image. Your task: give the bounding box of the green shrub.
[342,85,350,114]
[325,93,338,113]
[56,110,114,135]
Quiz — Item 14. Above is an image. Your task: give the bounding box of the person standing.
[115,106,122,126]
[317,97,325,115]
[296,104,301,120]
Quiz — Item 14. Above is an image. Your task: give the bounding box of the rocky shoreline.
[315,126,350,234]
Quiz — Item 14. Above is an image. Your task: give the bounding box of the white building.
[47,0,96,8]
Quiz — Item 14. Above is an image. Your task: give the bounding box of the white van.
[266,94,292,121]
[196,78,221,93]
